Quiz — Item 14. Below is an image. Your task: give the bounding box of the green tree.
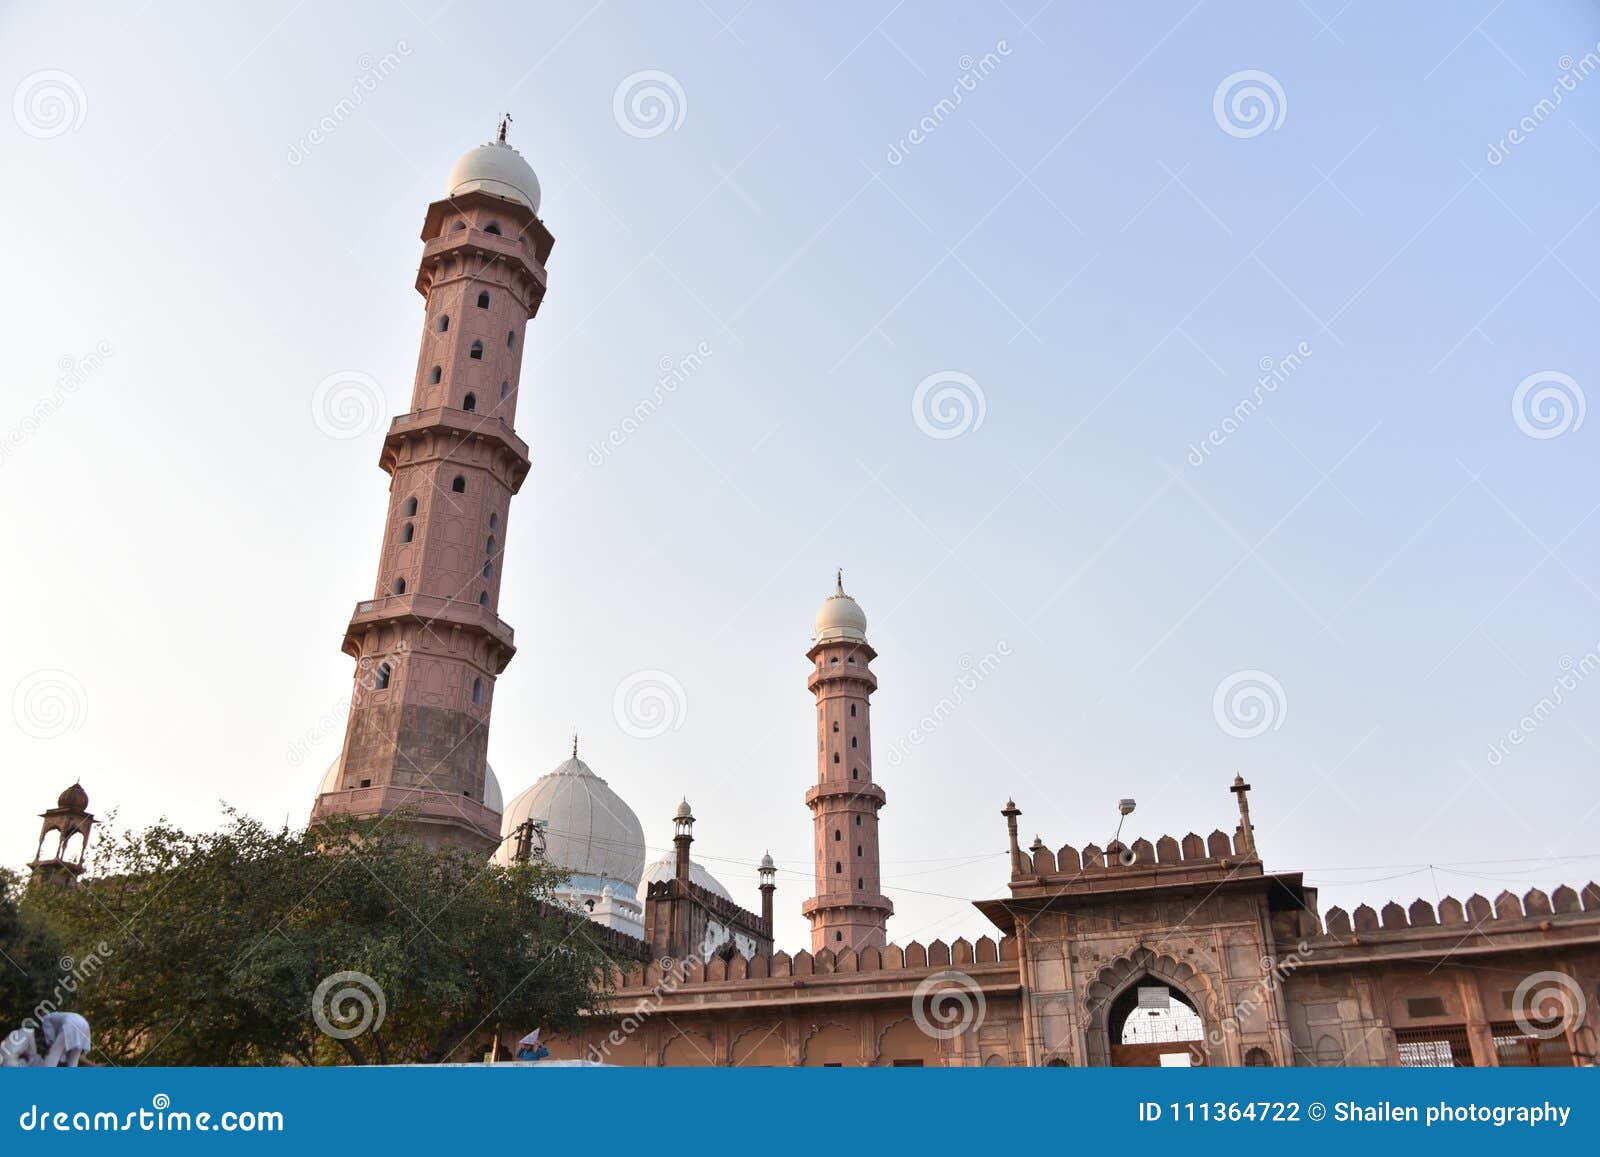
[0,869,64,1034]
[27,813,620,1065]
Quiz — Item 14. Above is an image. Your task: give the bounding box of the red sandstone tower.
[803,571,893,951]
[312,122,552,853]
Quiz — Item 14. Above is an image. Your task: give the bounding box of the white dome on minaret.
[445,119,541,213]
[814,569,868,644]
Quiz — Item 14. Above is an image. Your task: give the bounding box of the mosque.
[27,125,1600,1067]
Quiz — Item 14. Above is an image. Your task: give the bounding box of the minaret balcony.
[343,592,516,667]
[805,781,886,810]
[381,406,531,490]
[801,892,894,918]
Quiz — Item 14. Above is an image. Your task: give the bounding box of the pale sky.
[4,1,1600,951]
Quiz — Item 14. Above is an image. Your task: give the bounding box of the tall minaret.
[312,123,552,853]
[803,571,892,951]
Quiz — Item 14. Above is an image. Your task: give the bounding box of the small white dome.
[446,138,541,213]
[638,852,733,904]
[318,756,502,813]
[494,752,646,885]
[814,570,868,644]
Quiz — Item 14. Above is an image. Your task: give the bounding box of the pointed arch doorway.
[1083,949,1213,1067]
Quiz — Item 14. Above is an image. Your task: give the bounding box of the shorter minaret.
[1230,774,1256,856]
[803,571,893,951]
[30,783,94,887]
[758,852,777,926]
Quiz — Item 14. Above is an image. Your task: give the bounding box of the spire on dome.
[498,112,513,143]
[572,731,579,759]
[835,567,845,595]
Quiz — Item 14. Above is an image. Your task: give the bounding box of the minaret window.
[478,591,488,607]
[482,561,493,578]
[486,535,496,555]
[430,366,442,384]
[484,222,502,235]
[451,475,466,493]
[477,291,491,308]
[507,330,516,348]
[834,830,841,842]
[392,577,406,594]
[850,737,857,748]
[855,816,861,826]
[832,722,839,732]
[835,862,842,874]
[858,878,864,889]
[850,704,857,717]
[489,513,499,529]
[472,678,483,705]
[469,341,484,360]
[404,496,418,516]
[374,663,391,691]
[500,381,511,399]
[437,315,449,332]
[852,768,859,780]
[451,220,465,232]
[401,522,414,543]
[463,393,476,412]
[832,753,839,764]
[857,846,862,856]
[835,932,843,942]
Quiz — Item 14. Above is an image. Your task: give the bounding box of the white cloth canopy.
[40,1012,90,1055]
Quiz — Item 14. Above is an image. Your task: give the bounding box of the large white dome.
[814,570,868,644]
[494,752,645,886]
[317,756,502,813]
[446,138,541,213]
[637,852,733,904]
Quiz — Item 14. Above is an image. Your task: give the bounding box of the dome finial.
[498,111,513,143]
[572,731,579,759]
[835,567,845,595]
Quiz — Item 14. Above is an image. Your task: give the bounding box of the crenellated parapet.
[618,934,1020,991]
[1310,883,1600,940]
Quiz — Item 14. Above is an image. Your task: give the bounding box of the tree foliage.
[0,869,63,1032]
[20,813,620,1065]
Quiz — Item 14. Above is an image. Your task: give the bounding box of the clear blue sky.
[4,1,1600,949]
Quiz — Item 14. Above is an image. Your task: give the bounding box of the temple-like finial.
[498,112,513,143]
[572,731,579,759]
[835,567,845,595]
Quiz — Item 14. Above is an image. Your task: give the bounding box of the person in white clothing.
[37,1012,90,1067]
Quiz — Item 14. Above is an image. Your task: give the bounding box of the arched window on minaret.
[404,496,418,516]
[374,663,391,691]
[463,393,476,412]
[401,523,414,543]
[500,381,510,399]
[452,475,466,493]
[477,291,490,308]
[478,591,488,606]
[484,222,502,235]
[437,314,449,332]
[507,330,516,348]
[472,677,483,705]
[392,577,406,595]
[469,341,484,360]
[429,366,442,384]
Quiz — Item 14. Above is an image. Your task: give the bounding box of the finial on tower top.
[498,112,513,143]
[572,731,579,759]
[835,567,845,595]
